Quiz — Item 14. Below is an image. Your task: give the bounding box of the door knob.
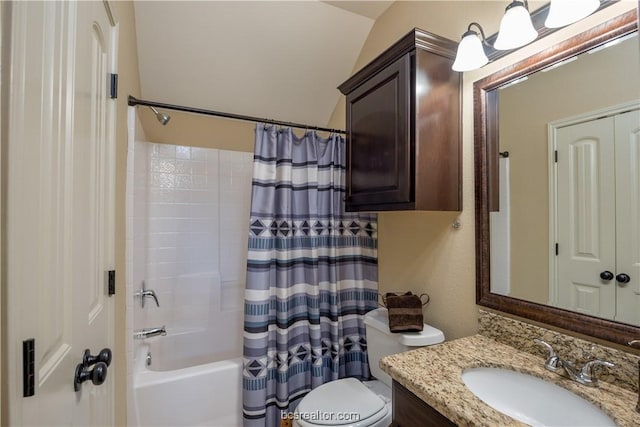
[82,348,112,367]
[616,273,631,284]
[599,271,614,281]
[74,361,108,392]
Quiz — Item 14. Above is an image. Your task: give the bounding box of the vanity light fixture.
[452,22,489,72]
[545,0,600,28]
[450,0,606,72]
[494,0,538,50]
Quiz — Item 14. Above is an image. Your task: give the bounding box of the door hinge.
[108,270,116,296]
[109,73,118,99]
[23,339,35,397]
[554,150,558,163]
[555,243,559,256]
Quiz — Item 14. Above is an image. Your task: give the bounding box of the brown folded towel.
[382,292,429,333]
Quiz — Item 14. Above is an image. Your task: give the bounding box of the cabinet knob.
[599,271,614,281]
[616,273,631,284]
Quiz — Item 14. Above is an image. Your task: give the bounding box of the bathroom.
[1,0,640,426]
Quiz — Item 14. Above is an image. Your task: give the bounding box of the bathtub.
[133,339,242,427]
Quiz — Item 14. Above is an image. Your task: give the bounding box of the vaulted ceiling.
[134,1,394,128]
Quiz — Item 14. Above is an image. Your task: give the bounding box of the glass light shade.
[452,33,489,72]
[494,3,538,50]
[545,0,600,28]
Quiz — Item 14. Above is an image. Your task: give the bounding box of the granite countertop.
[380,334,640,427]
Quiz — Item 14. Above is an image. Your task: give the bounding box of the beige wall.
[501,37,640,304]
[112,2,143,425]
[139,109,255,153]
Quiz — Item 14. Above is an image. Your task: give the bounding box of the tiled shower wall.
[126,139,253,420]
[133,141,253,332]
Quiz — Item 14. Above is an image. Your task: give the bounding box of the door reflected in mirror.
[490,32,640,326]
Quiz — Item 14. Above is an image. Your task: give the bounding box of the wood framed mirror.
[474,8,639,346]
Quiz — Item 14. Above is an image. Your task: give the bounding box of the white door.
[556,117,617,318]
[5,1,116,425]
[614,109,640,325]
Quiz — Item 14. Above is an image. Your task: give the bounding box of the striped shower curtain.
[242,125,378,426]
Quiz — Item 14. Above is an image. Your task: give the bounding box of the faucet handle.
[146,289,160,308]
[534,338,561,371]
[136,281,160,308]
[581,359,615,372]
[580,359,615,384]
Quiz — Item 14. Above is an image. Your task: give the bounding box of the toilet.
[293,307,445,427]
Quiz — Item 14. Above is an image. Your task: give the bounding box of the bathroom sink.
[461,367,615,426]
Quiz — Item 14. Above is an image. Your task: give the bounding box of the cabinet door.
[614,109,640,326]
[345,53,412,210]
[391,381,456,427]
[556,117,617,319]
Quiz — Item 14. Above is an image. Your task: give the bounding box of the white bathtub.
[133,341,242,426]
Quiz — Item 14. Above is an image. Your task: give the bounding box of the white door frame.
[547,100,640,305]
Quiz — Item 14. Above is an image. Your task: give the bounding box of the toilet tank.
[363,307,444,388]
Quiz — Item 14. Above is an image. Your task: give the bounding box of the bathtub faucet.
[135,281,160,308]
[134,326,167,340]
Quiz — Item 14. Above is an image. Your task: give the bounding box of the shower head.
[148,105,171,125]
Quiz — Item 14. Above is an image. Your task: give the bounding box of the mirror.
[475,9,639,345]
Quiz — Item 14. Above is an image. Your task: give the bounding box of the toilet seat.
[294,378,389,427]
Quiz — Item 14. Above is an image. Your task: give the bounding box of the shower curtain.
[243,125,378,426]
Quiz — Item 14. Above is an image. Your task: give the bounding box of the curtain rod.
[128,95,346,134]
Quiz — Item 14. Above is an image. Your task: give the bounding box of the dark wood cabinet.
[339,29,461,212]
[391,381,457,427]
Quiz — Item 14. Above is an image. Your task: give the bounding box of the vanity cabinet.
[338,28,461,212]
[391,381,456,427]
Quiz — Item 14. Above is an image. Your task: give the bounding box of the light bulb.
[452,32,489,72]
[494,1,538,50]
[545,0,600,28]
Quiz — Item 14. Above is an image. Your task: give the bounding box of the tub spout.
[134,326,167,340]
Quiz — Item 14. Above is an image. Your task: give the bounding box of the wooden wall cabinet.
[391,381,457,427]
[338,29,461,212]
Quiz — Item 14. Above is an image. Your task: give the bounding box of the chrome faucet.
[134,326,167,340]
[533,339,561,371]
[135,281,159,308]
[534,338,614,387]
[559,359,615,386]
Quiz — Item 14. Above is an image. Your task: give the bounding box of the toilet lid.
[296,378,387,426]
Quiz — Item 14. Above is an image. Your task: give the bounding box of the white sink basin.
[461,367,615,427]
